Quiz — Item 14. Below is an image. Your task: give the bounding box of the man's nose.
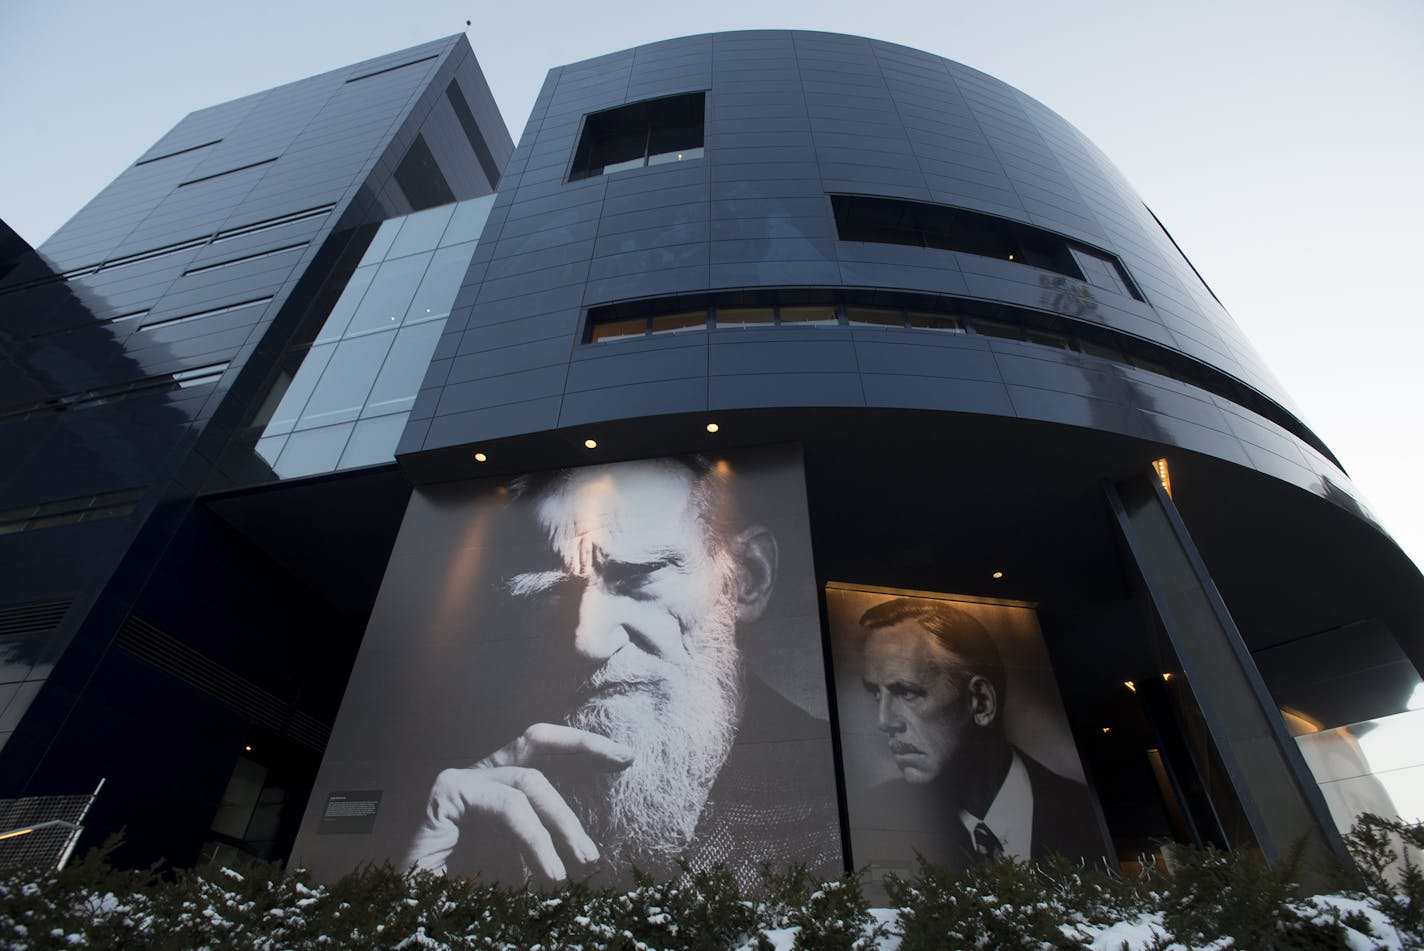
[572,581,630,663]
[877,695,904,734]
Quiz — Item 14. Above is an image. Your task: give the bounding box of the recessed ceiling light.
[584,438,597,449]
[474,452,487,462]
[706,422,719,433]
[991,570,1004,579]
[1101,727,1111,734]
[244,745,252,752]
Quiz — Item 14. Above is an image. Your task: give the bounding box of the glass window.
[255,433,289,470]
[647,145,704,166]
[972,319,1024,341]
[778,305,838,326]
[296,332,396,429]
[405,244,474,324]
[315,264,378,343]
[442,196,496,244]
[846,307,905,328]
[263,343,336,435]
[1080,341,1125,362]
[362,217,404,263]
[591,318,647,342]
[650,310,707,334]
[345,253,431,336]
[1027,329,1074,350]
[364,322,444,417]
[273,424,354,479]
[386,203,457,259]
[338,413,410,469]
[907,311,963,332]
[715,307,775,329]
[570,93,705,181]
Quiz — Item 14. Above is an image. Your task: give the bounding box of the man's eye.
[863,683,881,700]
[891,685,926,701]
[603,559,668,595]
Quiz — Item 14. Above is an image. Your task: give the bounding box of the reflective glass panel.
[338,413,411,469]
[442,195,496,244]
[362,217,404,262]
[315,264,378,343]
[296,332,396,429]
[364,321,444,417]
[345,254,431,336]
[386,203,457,259]
[264,343,336,435]
[273,424,353,479]
[405,243,475,324]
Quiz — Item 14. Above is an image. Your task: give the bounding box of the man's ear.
[968,675,998,728]
[733,525,778,622]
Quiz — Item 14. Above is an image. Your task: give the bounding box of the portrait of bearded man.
[392,451,841,887]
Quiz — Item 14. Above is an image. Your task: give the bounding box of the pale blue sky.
[3,0,1421,573]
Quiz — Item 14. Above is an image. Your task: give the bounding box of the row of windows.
[0,486,145,535]
[2,204,335,300]
[582,289,1336,466]
[0,362,228,424]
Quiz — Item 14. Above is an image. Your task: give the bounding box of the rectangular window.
[715,307,774,329]
[570,92,706,181]
[590,317,648,342]
[846,307,904,328]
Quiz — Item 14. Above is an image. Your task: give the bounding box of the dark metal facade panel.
[402,31,1354,517]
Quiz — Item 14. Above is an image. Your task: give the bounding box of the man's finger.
[494,766,600,866]
[407,768,569,882]
[480,722,634,769]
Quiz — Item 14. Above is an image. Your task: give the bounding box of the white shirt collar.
[958,750,1034,860]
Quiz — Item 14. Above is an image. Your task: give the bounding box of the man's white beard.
[563,616,743,872]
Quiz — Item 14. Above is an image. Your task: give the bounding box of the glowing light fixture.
[474,452,488,463]
[1152,457,1172,498]
[706,422,719,433]
[0,828,35,841]
[991,570,1004,580]
[1101,727,1111,734]
[584,438,598,449]
[1162,672,1174,682]
[244,745,252,752]
[1124,680,1137,693]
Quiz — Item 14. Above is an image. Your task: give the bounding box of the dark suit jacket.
[858,747,1108,871]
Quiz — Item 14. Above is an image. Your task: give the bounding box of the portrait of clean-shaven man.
[827,586,1110,875]
[290,446,842,888]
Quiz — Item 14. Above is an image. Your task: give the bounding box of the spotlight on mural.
[291,445,841,888]
[827,585,1112,881]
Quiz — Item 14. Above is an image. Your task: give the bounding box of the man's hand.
[405,723,633,882]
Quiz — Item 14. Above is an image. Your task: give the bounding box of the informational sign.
[291,446,841,888]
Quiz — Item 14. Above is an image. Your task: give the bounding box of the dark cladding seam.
[344,53,439,84]
[133,138,223,166]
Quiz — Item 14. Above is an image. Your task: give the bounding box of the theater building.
[1,32,1420,884]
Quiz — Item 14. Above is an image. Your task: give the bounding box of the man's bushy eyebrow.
[505,570,567,597]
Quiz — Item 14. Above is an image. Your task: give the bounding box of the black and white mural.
[291,445,841,888]
[827,585,1110,878]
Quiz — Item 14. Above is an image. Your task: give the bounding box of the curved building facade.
[4,32,1421,884]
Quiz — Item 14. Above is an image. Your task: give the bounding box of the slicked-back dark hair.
[859,597,1007,713]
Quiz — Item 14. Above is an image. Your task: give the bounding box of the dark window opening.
[570,92,705,181]
[832,195,1145,302]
